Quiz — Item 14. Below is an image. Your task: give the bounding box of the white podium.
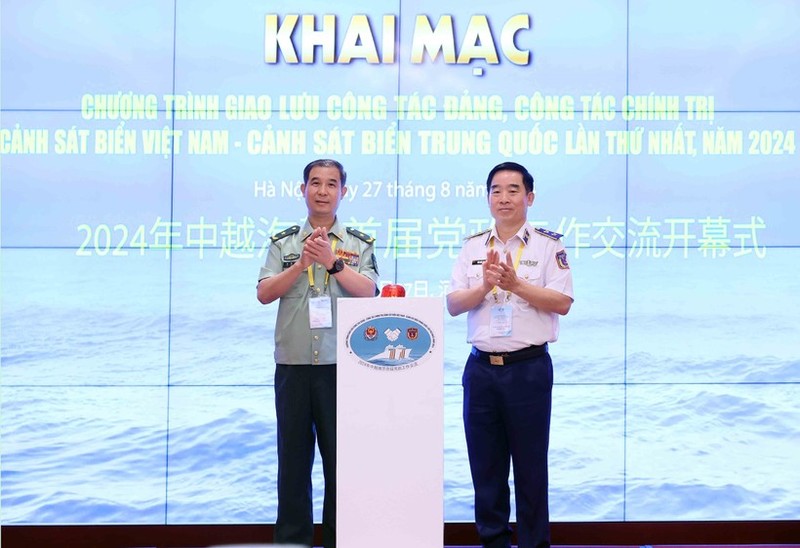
[336,297,444,548]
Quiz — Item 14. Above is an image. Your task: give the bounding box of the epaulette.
[346,227,375,245]
[271,225,300,242]
[535,227,563,240]
[464,228,491,241]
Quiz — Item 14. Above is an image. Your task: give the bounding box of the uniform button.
[314,335,319,340]
[314,358,319,364]
[313,350,319,355]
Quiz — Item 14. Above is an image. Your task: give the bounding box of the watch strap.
[326,258,344,275]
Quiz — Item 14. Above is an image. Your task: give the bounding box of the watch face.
[330,258,344,273]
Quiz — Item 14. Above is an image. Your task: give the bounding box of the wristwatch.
[326,258,345,275]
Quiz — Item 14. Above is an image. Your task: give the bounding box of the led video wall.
[2,0,799,525]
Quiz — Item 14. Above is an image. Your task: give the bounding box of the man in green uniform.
[257,159,379,548]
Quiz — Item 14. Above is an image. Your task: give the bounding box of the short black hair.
[303,158,347,186]
[486,162,534,193]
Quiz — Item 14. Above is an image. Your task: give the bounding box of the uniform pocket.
[517,264,542,286]
[466,264,484,289]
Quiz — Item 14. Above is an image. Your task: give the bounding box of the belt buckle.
[489,354,504,366]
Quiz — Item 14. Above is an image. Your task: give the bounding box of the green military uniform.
[259,216,378,548]
[259,217,380,363]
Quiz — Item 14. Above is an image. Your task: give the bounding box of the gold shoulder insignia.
[346,227,375,245]
[534,227,563,240]
[271,225,300,243]
[465,228,491,241]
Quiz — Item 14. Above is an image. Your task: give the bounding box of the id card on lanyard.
[489,238,524,338]
[309,295,333,329]
[490,304,513,337]
[307,239,337,329]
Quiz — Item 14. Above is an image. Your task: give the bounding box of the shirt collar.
[485,223,531,246]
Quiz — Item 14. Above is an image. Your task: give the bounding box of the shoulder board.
[464,228,491,241]
[271,225,300,242]
[535,227,563,240]
[346,227,375,245]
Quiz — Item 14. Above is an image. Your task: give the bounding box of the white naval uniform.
[449,222,574,352]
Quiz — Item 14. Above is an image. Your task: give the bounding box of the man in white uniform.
[447,161,574,548]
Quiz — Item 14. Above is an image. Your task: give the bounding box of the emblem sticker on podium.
[345,314,436,371]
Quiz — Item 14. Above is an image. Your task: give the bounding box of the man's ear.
[527,192,535,206]
[341,185,348,198]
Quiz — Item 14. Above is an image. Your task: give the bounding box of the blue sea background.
[2,246,799,524]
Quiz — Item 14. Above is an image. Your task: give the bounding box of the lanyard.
[489,236,525,303]
[307,239,338,293]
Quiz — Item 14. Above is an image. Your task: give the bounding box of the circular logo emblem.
[346,313,435,371]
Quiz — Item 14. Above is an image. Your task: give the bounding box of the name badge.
[309,295,333,329]
[490,304,512,337]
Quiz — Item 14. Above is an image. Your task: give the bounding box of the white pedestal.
[337,297,444,548]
